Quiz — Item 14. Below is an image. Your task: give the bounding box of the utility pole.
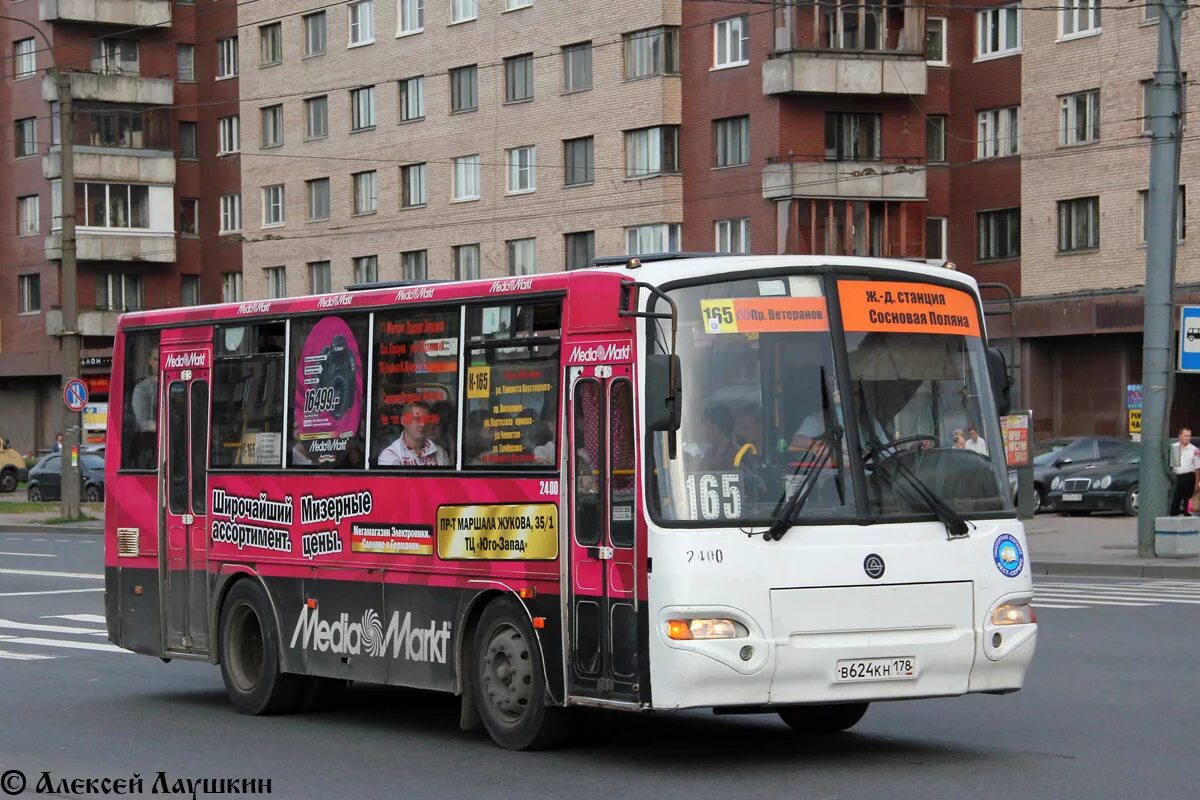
[57,72,81,520]
[1138,0,1185,557]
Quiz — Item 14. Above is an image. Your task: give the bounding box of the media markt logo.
[289,605,451,663]
[569,342,632,363]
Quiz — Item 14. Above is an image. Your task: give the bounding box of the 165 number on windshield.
[685,472,742,520]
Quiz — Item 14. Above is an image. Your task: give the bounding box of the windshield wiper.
[763,425,843,542]
[862,436,970,540]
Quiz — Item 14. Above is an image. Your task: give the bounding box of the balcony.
[764,1,927,96]
[45,231,175,263]
[43,71,173,106]
[777,198,926,260]
[45,309,121,338]
[44,148,175,184]
[763,158,926,201]
[40,0,171,28]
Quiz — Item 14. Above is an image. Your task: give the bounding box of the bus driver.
[378,401,451,467]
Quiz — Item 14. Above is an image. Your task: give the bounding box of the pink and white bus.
[104,255,1036,749]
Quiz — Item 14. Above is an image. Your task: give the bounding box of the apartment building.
[1019,3,1200,437]
[0,1,242,452]
[237,0,683,297]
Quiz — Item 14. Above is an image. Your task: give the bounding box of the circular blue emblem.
[993,534,1024,578]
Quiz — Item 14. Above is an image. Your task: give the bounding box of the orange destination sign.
[838,280,981,337]
[700,297,829,335]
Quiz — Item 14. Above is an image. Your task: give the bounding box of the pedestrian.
[1169,427,1199,516]
[51,433,63,454]
[965,426,989,456]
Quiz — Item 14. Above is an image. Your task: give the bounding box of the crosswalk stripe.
[1038,582,1200,593]
[0,568,103,580]
[0,635,127,654]
[1028,603,1088,609]
[1039,588,1200,601]
[1036,591,1200,605]
[0,552,55,558]
[0,649,56,661]
[0,588,103,598]
[0,619,107,636]
[1030,595,1154,607]
[44,614,106,624]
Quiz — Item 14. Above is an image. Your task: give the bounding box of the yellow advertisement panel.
[436,503,558,560]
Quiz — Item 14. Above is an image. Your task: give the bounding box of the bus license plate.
[1062,493,1083,502]
[835,657,917,683]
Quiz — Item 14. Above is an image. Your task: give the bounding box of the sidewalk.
[0,494,103,534]
[1024,513,1200,579]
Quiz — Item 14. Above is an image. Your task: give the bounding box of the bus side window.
[121,331,161,471]
[574,380,603,547]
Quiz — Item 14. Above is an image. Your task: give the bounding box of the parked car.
[0,435,28,493]
[1009,436,1134,513]
[1046,447,1141,515]
[26,452,106,502]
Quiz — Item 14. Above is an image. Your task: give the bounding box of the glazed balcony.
[763,156,926,201]
[40,0,171,28]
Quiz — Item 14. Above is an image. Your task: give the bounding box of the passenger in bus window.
[429,399,455,456]
[378,401,450,467]
[694,405,738,470]
[132,351,159,434]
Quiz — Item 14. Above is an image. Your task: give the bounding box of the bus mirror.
[986,346,1012,417]
[646,354,681,433]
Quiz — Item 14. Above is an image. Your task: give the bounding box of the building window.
[399,0,424,35]
[507,146,536,194]
[307,177,330,221]
[926,17,948,65]
[220,194,242,233]
[1061,0,1100,39]
[825,113,881,161]
[261,105,283,148]
[18,274,40,313]
[96,274,144,311]
[305,96,328,139]
[218,115,239,154]
[260,22,282,66]
[625,125,679,177]
[264,266,287,299]
[564,231,594,269]
[92,38,138,75]
[977,208,1020,260]
[1058,197,1099,252]
[505,53,534,102]
[399,76,424,122]
[715,218,750,253]
[181,275,200,307]
[180,198,198,235]
[402,163,427,207]
[564,137,594,186]
[1140,186,1186,242]
[450,65,478,112]
[304,12,327,56]
[506,0,532,10]
[17,195,39,236]
[309,261,332,294]
[178,44,195,81]
[927,115,947,162]
[977,107,1020,158]
[453,0,477,23]
[262,185,285,227]
[180,121,197,159]
[626,223,681,255]
[454,244,480,280]
[563,42,592,92]
[353,170,378,214]
[349,1,375,45]
[713,16,748,69]
[926,216,947,261]
[217,37,238,78]
[1060,90,1099,146]
[351,86,376,130]
[402,250,428,280]
[977,5,1021,59]
[624,27,679,79]
[73,183,151,228]
[353,255,378,284]
[714,116,750,167]
[453,154,481,201]
[13,38,35,79]
[508,238,536,275]
[1141,76,1188,134]
[15,118,36,157]
[222,272,243,302]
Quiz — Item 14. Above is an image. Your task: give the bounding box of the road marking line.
[0,588,104,598]
[1027,603,1088,609]
[1030,594,1154,606]
[0,568,103,580]
[0,552,55,558]
[1036,591,1200,605]
[0,619,107,635]
[43,614,106,624]
[0,635,127,653]
[0,649,56,661]
[31,538,48,542]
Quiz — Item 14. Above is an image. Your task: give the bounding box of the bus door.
[566,364,639,702]
[160,342,212,656]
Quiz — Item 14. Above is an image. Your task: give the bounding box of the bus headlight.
[1099,475,1112,489]
[1051,476,1061,491]
[665,618,748,640]
[991,601,1036,626]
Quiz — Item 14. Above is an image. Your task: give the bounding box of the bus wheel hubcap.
[483,624,532,722]
[228,605,264,692]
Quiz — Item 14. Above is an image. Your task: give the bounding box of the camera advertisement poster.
[292,316,365,465]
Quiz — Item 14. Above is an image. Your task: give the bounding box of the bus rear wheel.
[472,599,568,750]
[777,702,869,735]
[219,580,302,715]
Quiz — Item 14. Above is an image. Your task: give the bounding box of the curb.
[1033,560,1200,579]
[0,523,102,536]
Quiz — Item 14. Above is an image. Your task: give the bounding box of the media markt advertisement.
[292,317,365,466]
[436,503,558,560]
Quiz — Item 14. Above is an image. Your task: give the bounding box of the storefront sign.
[1129,409,1142,435]
[1126,384,1143,410]
[81,356,112,369]
[999,411,1031,467]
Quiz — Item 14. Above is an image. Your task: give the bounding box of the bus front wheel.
[777,702,869,735]
[471,599,568,750]
[219,580,302,715]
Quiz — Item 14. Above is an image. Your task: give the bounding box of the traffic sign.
[63,378,88,412]
[1180,306,1200,372]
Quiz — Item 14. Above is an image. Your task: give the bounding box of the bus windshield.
[648,273,1010,527]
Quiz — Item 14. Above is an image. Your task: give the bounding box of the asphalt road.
[1,532,1197,800]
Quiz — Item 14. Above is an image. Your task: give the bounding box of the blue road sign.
[63,378,88,412]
